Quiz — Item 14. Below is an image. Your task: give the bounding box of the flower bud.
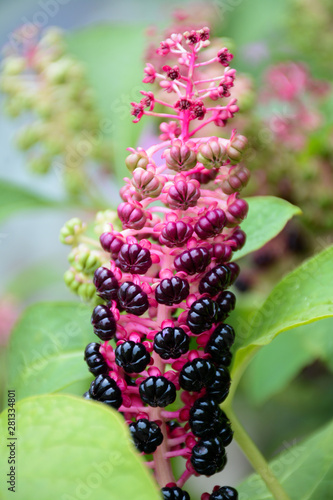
[227,134,248,164]
[125,151,149,172]
[60,217,86,245]
[197,138,227,169]
[69,246,101,274]
[117,202,147,230]
[164,140,197,172]
[132,168,164,198]
[221,165,250,195]
[78,282,97,302]
[166,179,200,210]
[225,199,249,227]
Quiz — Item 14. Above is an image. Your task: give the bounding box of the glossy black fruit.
[93,267,119,301]
[129,418,163,454]
[216,291,236,316]
[116,243,152,274]
[115,341,150,373]
[174,247,211,275]
[161,486,190,500]
[191,436,227,476]
[189,397,228,438]
[84,342,108,376]
[187,297,220,334]
[226,262,240,285]
[179,358,215,392]
[117,281,149,316]
[88,374,122,409]
[153,327,190,360]
[206,366,231,403]
[155,277,189,306]
[139,376,176,407]
[209,486,238,500]
[205,324,235,363]
[91,305,117,341]
[198,265,230,296]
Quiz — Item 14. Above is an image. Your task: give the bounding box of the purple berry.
[159,221,194,248]
[199,265,231,296]
[91,305,116,341]
[116,244,152,274]
[166,179,200,210]
[179,358,215,391]
[100,232,123,259]
[187,297,220,334]
[117,281,149,316]
[212,243,232,262]
[153,327,190,359]
[195,208,226,240]
[93,267,119,301]
[155,277,189,306]
[216,291,236,316]
[190,168,219,185]
[117,202,147,230]
[174,247,211,275]
[229,228,246,250]
[227,262,240,284]
[115,340,150,373]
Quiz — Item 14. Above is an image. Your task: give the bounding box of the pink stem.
[177,469,193,488]
[165,448,191,459]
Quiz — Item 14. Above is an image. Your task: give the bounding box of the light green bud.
[59,218,86,245]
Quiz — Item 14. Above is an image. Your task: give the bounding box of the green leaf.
[67,25,146,183]
[0,394,161,500]
[0,180,56,223]
[235,197,301,260]
[238,419,333,499]
[235,245,333,351]
[7,302,94,401]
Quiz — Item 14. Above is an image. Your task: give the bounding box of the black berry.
[189,397,228,439]
[91,305,116,341]
[187,297,220,334]
[129,418,163,454]
[93,267,119,301]
[84,342,108,376]
[216,291,236,316]
[199,265,231,296]
[179,358,215,392]
[153,327,190,360]
[116,244,152,274]
[88,374,122,409]
[139,376,176,407]
[117,281,149,316]
[115,341,150,373]
[161,486,190,500]
[174,247,211,275]
[206,366,231,403]
[155,277,189,306]
[191,436,227,476]
[226,262,240,285]
[210,486,238,500]
[205,324,235,363]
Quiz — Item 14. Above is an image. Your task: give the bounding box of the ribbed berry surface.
[174,247,211,275]
[116,243,152,274]
[93,267,119,301]
[161,486,190,500]
[167,179,200,210]
[84,342,108,376]
[195,209,226,239]
[199,265,230,296]
[189,397,228,438]
[216,291,236,316]
[117,281,149,316]
[91,305,116,341]
[129,418,163,454]
[205,324,235,363]
[87,374,122,409]
[139,376,176,407]
[206,366,231,403]
[155,277,189,306]
[209,486,238,500]
[159,221,194,248]
[187,297,220,334]
[153,326,190,359]
[115,341,150,373]
[179,358,215,391]
[191,436,227,476]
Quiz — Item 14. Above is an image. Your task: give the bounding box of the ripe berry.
[206,366,231,403]
[159,221,194,248]
[161,486,190,500]
[116,244,152,274]
[179,358,215,392]
[227,262,240,285]
[229,228,246,250]
[91,305,116,341]
[117,281,149,316]
[199,265,230,296]
[167,178,200,210]
[187,297,220,334]
[129,418,163,454]
[117,202,147,230]
[189,397,228,438]
[115,341,150,373]
[139,376,176,407]
[195,209,226,240]
[209,486,238,500]
[191,436,227,476]
[174,247,211,275]
[155,277,189,306]
[100,232,123,259]
[84,342,108,376]
[93,267,119,301]
[153,327,190,359]
[88,374,122,409]
[212,243,232,263]
[216,291,236,316]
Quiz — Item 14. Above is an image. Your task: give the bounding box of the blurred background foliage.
[0,0,333,492]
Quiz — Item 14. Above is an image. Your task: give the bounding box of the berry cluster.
[83,27,248,500]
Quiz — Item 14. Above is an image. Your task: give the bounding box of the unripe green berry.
[60,218,86,245]
[197,138,227,169]
[125,151,149,172]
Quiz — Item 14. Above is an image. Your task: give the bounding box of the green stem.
[226,407,292,500]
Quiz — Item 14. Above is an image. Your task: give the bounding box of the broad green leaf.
[243,319,333,405]
[7,302,94,401]
[238,419,333,499]
[235,245,333,351]
[67,25,145,183]
[0,180,56,222]
[235,197,301,260]
[0,394,161,500]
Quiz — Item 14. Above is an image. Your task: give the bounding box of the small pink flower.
[162,65,181,81]
[217,48,233,67]
[159,121,181,141]
[191,100,206,120]
[130,102,145,123]
[160,80,177,93]
[143,63,156,84]
[140,91,155,111]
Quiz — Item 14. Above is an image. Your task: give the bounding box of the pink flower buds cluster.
[83,27,249,500]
